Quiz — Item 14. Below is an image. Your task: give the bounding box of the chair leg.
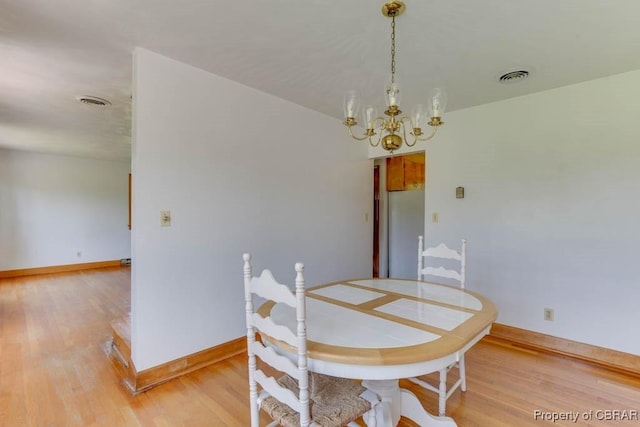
[459,354,467,392]
[347,406,379,427]
[361,408,378,427]
[438,367,447,416]
[249,382,259,426]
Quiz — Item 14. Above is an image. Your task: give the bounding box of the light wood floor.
[1,267,639,426]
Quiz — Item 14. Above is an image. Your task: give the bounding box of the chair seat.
[261,373,373,427]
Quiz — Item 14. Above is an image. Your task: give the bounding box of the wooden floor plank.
[1,267,639,426]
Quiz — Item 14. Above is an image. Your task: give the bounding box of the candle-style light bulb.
[411,104,428,130]
[429,88,447,118]
[362,105,378,130]
[385,77,402,107]
[343,90,360,119]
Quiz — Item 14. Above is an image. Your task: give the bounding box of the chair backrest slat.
[254,370,302,412]
[250,312,298,347]
[253,340,299,379]
[422,242,462,260]
[250,269,298,307]
[422,266,461,282]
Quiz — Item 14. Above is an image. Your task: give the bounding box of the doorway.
[373,152,426,279]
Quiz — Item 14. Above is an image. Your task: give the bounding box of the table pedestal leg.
[362,379,400,426]
[399,388,457,426]
[362,379,457,427]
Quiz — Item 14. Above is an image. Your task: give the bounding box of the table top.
[260,278,497,372]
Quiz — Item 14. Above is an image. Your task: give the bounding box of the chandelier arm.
[417,125,438,142]
[347,125,371,141]
[399,117,419,147]
[365,117,387,147]
[368,135,379,148]
[369,128,385,148]
[372,116,386,129]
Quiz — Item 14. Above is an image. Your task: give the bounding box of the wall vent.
[77,95,112,107]
[498,70,530,84]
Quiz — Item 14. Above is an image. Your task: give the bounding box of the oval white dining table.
[259,278,498,427]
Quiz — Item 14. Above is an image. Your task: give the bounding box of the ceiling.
[2,0,640,161]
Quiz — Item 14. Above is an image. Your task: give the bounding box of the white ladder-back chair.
[417,235,466,289]
[411,236,467,416]
[243,253,379,427]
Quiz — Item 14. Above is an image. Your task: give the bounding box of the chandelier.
[343,1,447,153]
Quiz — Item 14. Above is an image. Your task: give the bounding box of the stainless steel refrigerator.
[387,189,425,279]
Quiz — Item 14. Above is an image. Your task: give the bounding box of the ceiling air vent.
[76,96,111,107]
[498,70,530,84]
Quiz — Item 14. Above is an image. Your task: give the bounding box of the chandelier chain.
[390,16,396,83]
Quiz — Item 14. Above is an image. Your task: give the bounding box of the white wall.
[423,70,640,355]
[0,149,131,270]
[132,48,372,371]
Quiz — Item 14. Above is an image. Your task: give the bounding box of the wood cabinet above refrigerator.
[386,152,425,191]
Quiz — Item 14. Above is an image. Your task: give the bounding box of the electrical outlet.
[544,308,554,321]
[76,251,82,258]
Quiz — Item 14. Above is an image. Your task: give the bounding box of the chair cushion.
[260,373,372,427]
